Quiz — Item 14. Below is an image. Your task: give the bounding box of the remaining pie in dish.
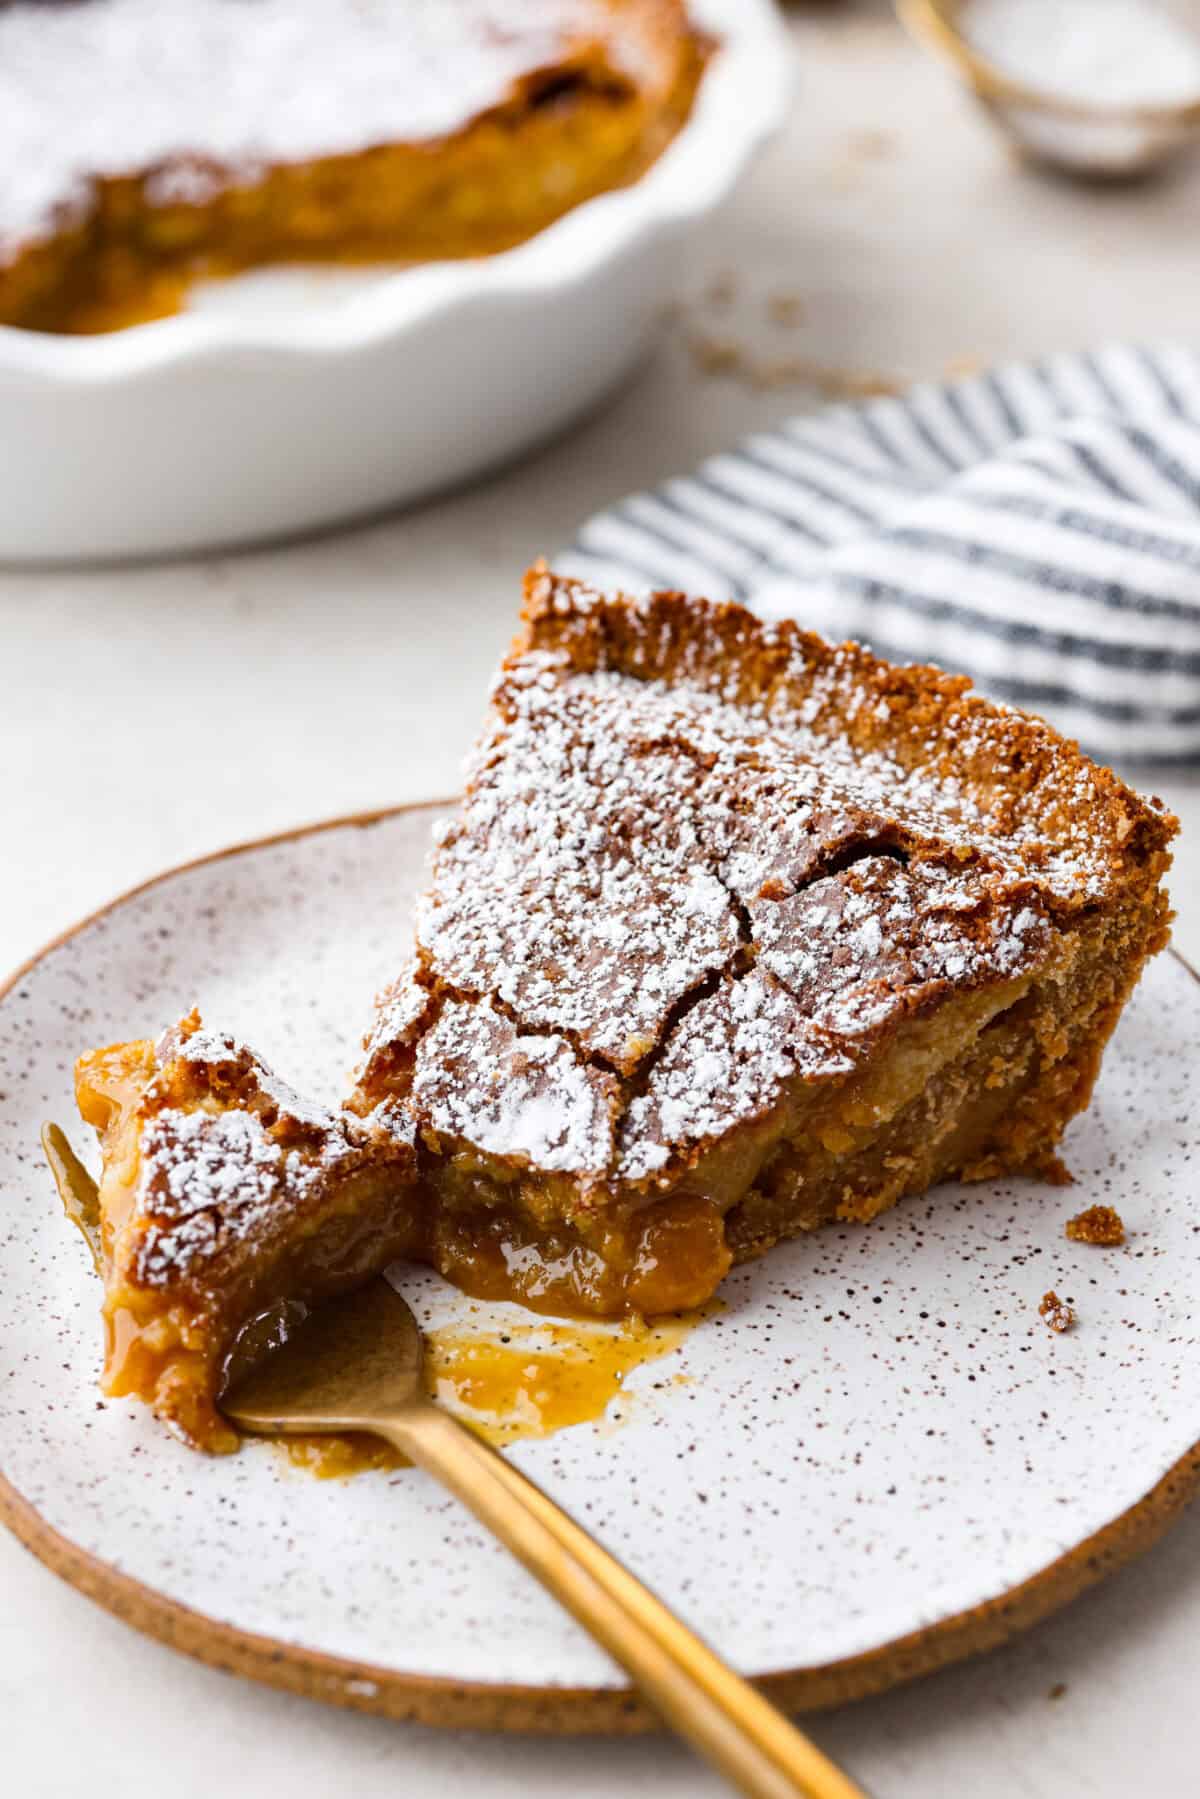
[75,1012,417,1451]
[0,0,707,333]
[72,567,1177,1447]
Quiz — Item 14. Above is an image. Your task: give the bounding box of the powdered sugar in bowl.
[900,0,1200,178]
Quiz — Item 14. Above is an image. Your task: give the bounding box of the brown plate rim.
[0,799,1196,1733]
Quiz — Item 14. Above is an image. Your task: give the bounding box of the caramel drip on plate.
[284,1308,710,1478]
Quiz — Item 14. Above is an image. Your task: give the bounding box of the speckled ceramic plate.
[0,803,1197,1732]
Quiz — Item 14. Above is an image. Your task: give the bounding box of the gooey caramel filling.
[285,1309,708,1477]
[72,1039,730,1457]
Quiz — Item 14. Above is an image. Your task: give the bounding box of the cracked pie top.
[354,565,1175,1210]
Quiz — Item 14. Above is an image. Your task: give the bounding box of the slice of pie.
[0,0,707,332]
[75,1011,418,1451]
[72,568,1176,1449]
[349,565,1177,1318]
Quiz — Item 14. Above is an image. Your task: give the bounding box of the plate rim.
[1,799,1196,1733]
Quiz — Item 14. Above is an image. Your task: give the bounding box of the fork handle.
[380,1399,868,1799]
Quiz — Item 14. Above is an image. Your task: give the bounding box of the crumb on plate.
[1065,1203,1125,1246]
[1039,1290,1076,1333]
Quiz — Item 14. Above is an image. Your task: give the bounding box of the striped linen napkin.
[556,342,1200,764]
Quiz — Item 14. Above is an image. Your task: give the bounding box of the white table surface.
[3,5,1199,1794]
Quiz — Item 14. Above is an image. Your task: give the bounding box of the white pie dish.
[0,0,789,564]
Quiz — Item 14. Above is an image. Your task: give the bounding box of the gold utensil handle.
[386,1401,868,1799]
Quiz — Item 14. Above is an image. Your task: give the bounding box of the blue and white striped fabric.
[556,342,1200,764]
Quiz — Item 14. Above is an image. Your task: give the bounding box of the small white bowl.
[899,0,1200,181]
[0,0,789,564]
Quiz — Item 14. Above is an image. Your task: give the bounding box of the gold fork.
[45,1125,867,1799]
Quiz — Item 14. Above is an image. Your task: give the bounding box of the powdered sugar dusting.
[132,1023,411,1289]
[619,970,853,1181]
[172,1025,333,1130]
[752,858,1052,1041]
[411,996,618,1178]
[138,1107,300,1285]
[0,0,639,261]
[358,961,434,1086]
[421,824,740,1072]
